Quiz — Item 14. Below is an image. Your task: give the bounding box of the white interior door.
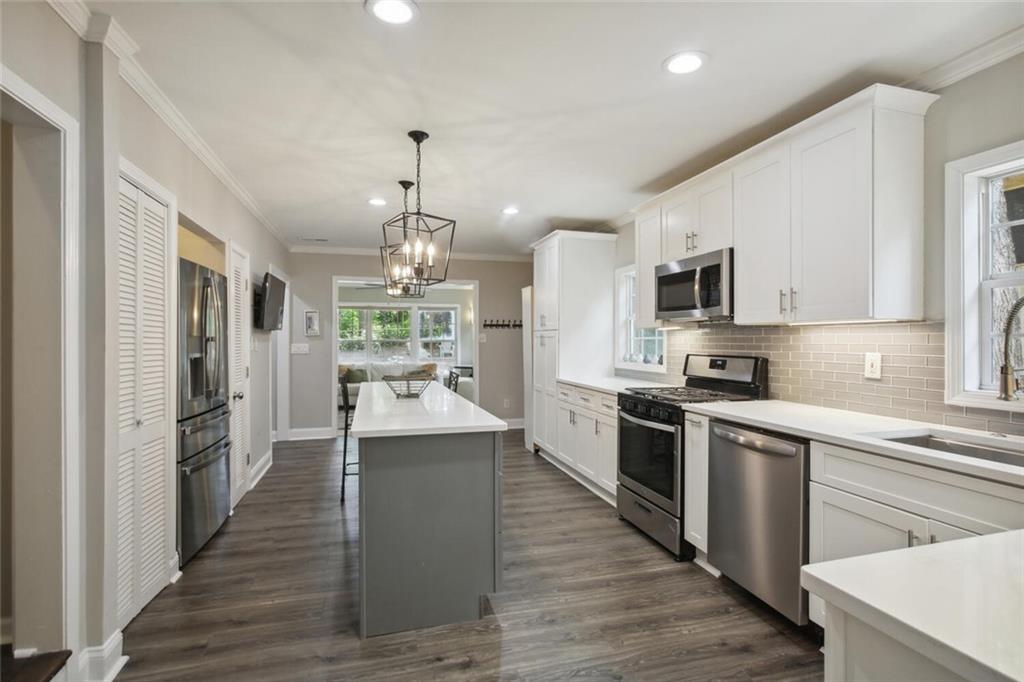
[228,243,252,506]
[113,176,173,628]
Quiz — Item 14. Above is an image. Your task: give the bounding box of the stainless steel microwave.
[654,248,733,322]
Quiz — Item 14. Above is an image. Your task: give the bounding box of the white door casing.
[228,243,252,505]
[113,173,175,629]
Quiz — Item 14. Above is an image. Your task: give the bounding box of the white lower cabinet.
[683,413,710,553]
[556,403,575,466]
[551,387,619,499]
[596,413,618,494]
[806,440,1021,627]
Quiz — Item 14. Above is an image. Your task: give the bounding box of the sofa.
[338,362,476,405]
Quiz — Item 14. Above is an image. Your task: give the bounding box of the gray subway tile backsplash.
[665,321,1024,437]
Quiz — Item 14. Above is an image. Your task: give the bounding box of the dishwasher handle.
[712,425,801,458]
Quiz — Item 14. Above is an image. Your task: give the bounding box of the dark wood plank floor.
[119,430,822,681]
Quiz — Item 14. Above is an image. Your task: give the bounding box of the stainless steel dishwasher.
[707,420,810,625]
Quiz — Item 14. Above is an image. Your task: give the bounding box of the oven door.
[655,248,731,321]
[617,411,682,516]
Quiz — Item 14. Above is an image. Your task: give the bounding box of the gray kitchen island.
[350,381,508,638]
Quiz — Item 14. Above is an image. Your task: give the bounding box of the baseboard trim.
[286,427,337,441]
[504,417,524,429]
[536,448,615,507]
[0,615,11,645]
[76,629,128,682]
[249,450,272,489]
[13,647,38,658]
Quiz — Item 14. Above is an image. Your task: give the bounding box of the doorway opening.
[331,277,479,433]
[0,76,80,671]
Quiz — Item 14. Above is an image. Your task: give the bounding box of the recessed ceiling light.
[368,197,387,206]
[502,206,520,216]
[365,0,417,25]
[663,51,706,75]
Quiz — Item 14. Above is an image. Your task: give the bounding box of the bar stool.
[339,373,357,503]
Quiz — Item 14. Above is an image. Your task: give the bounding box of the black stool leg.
[340,410,349,503]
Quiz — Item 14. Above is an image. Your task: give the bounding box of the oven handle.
[620,411,677,433]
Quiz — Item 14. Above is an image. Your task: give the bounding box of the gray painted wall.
[288,253,531,428]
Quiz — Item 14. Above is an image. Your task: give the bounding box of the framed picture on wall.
[304,309,320,337]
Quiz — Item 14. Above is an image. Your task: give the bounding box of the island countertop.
[351,381,508,438]
[801,530,1024,682]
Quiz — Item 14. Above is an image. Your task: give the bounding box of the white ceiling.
[91,1,1023,256]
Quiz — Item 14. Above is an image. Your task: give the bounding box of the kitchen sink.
[874,432,1023,466]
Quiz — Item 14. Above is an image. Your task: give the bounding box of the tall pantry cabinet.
[528,231,617,453]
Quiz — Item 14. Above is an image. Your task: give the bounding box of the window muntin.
[980,167,1024,389]
[615,266,665,373]
[418,308,457,360]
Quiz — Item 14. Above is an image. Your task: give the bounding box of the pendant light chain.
[415,139,422,214]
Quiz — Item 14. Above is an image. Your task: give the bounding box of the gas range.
[615,354,769,561]
[617,354,769,425]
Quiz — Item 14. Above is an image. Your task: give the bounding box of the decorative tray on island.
[382,374,433,398]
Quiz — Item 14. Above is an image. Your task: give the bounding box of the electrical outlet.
[479,333,487,343]
[864,352,882,380]
[503,399,511,409]
[290,343,310,354]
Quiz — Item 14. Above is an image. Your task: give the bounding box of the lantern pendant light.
[380,130,456,289]
[381,180,426,298]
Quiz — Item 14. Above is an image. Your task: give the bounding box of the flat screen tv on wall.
[254,272,286,331]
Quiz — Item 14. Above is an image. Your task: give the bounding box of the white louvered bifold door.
[114,177,173,629]
[228,244,252,506]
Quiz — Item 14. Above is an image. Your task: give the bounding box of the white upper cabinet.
[661,187,696,263]
[733,143,792,325]
[635,207,662,329]
[634,84,937,326]
[661,169,733,264]
[533,239,559,331]
[789,106,873,323]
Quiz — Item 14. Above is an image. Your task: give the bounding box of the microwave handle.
[693,265,702,308]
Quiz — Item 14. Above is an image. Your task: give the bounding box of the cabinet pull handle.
[779,289,787,315]
[685,418,702,427]
[595,420,599,436]
[685,232,692,252]
[790,287,797,312]
[907,529,917,547]
[691,231,698,252]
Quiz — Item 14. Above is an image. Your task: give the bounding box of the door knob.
[233,392,245,401]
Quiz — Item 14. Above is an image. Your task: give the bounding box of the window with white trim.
[337,304,460,365]
[946,141,1024,409]
[615,265,665,373]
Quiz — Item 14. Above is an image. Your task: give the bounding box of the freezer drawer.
[178,405,231,463]
[708,421,809,624]
[178,438,231,566]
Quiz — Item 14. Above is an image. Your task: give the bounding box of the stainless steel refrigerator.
[177,258,231,566]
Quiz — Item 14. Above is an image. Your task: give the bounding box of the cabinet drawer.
[555,383,576,403]
[810,441,1024,535]
[573,387,600,410]
[596,392,618,417]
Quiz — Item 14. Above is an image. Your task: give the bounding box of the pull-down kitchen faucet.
[998,295,1024,400]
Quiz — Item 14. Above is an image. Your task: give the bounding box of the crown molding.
[904,25,1024,92]
[47,0,90,37]
[290,244,532,263]
[45,0,288,249]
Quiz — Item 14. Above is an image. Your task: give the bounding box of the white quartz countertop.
[556,374,671,394]
[680,400,1024,486]
[351,381,508,438]
[801,530,1024,682]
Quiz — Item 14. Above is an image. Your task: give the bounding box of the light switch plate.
[864,352,882,380]
[290,343,310,355]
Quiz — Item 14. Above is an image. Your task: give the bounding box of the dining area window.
[337,304,460,364]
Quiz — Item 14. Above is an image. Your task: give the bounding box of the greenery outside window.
[945,141,1024,410]
[338,304,460,365]
[614,265,665,374]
